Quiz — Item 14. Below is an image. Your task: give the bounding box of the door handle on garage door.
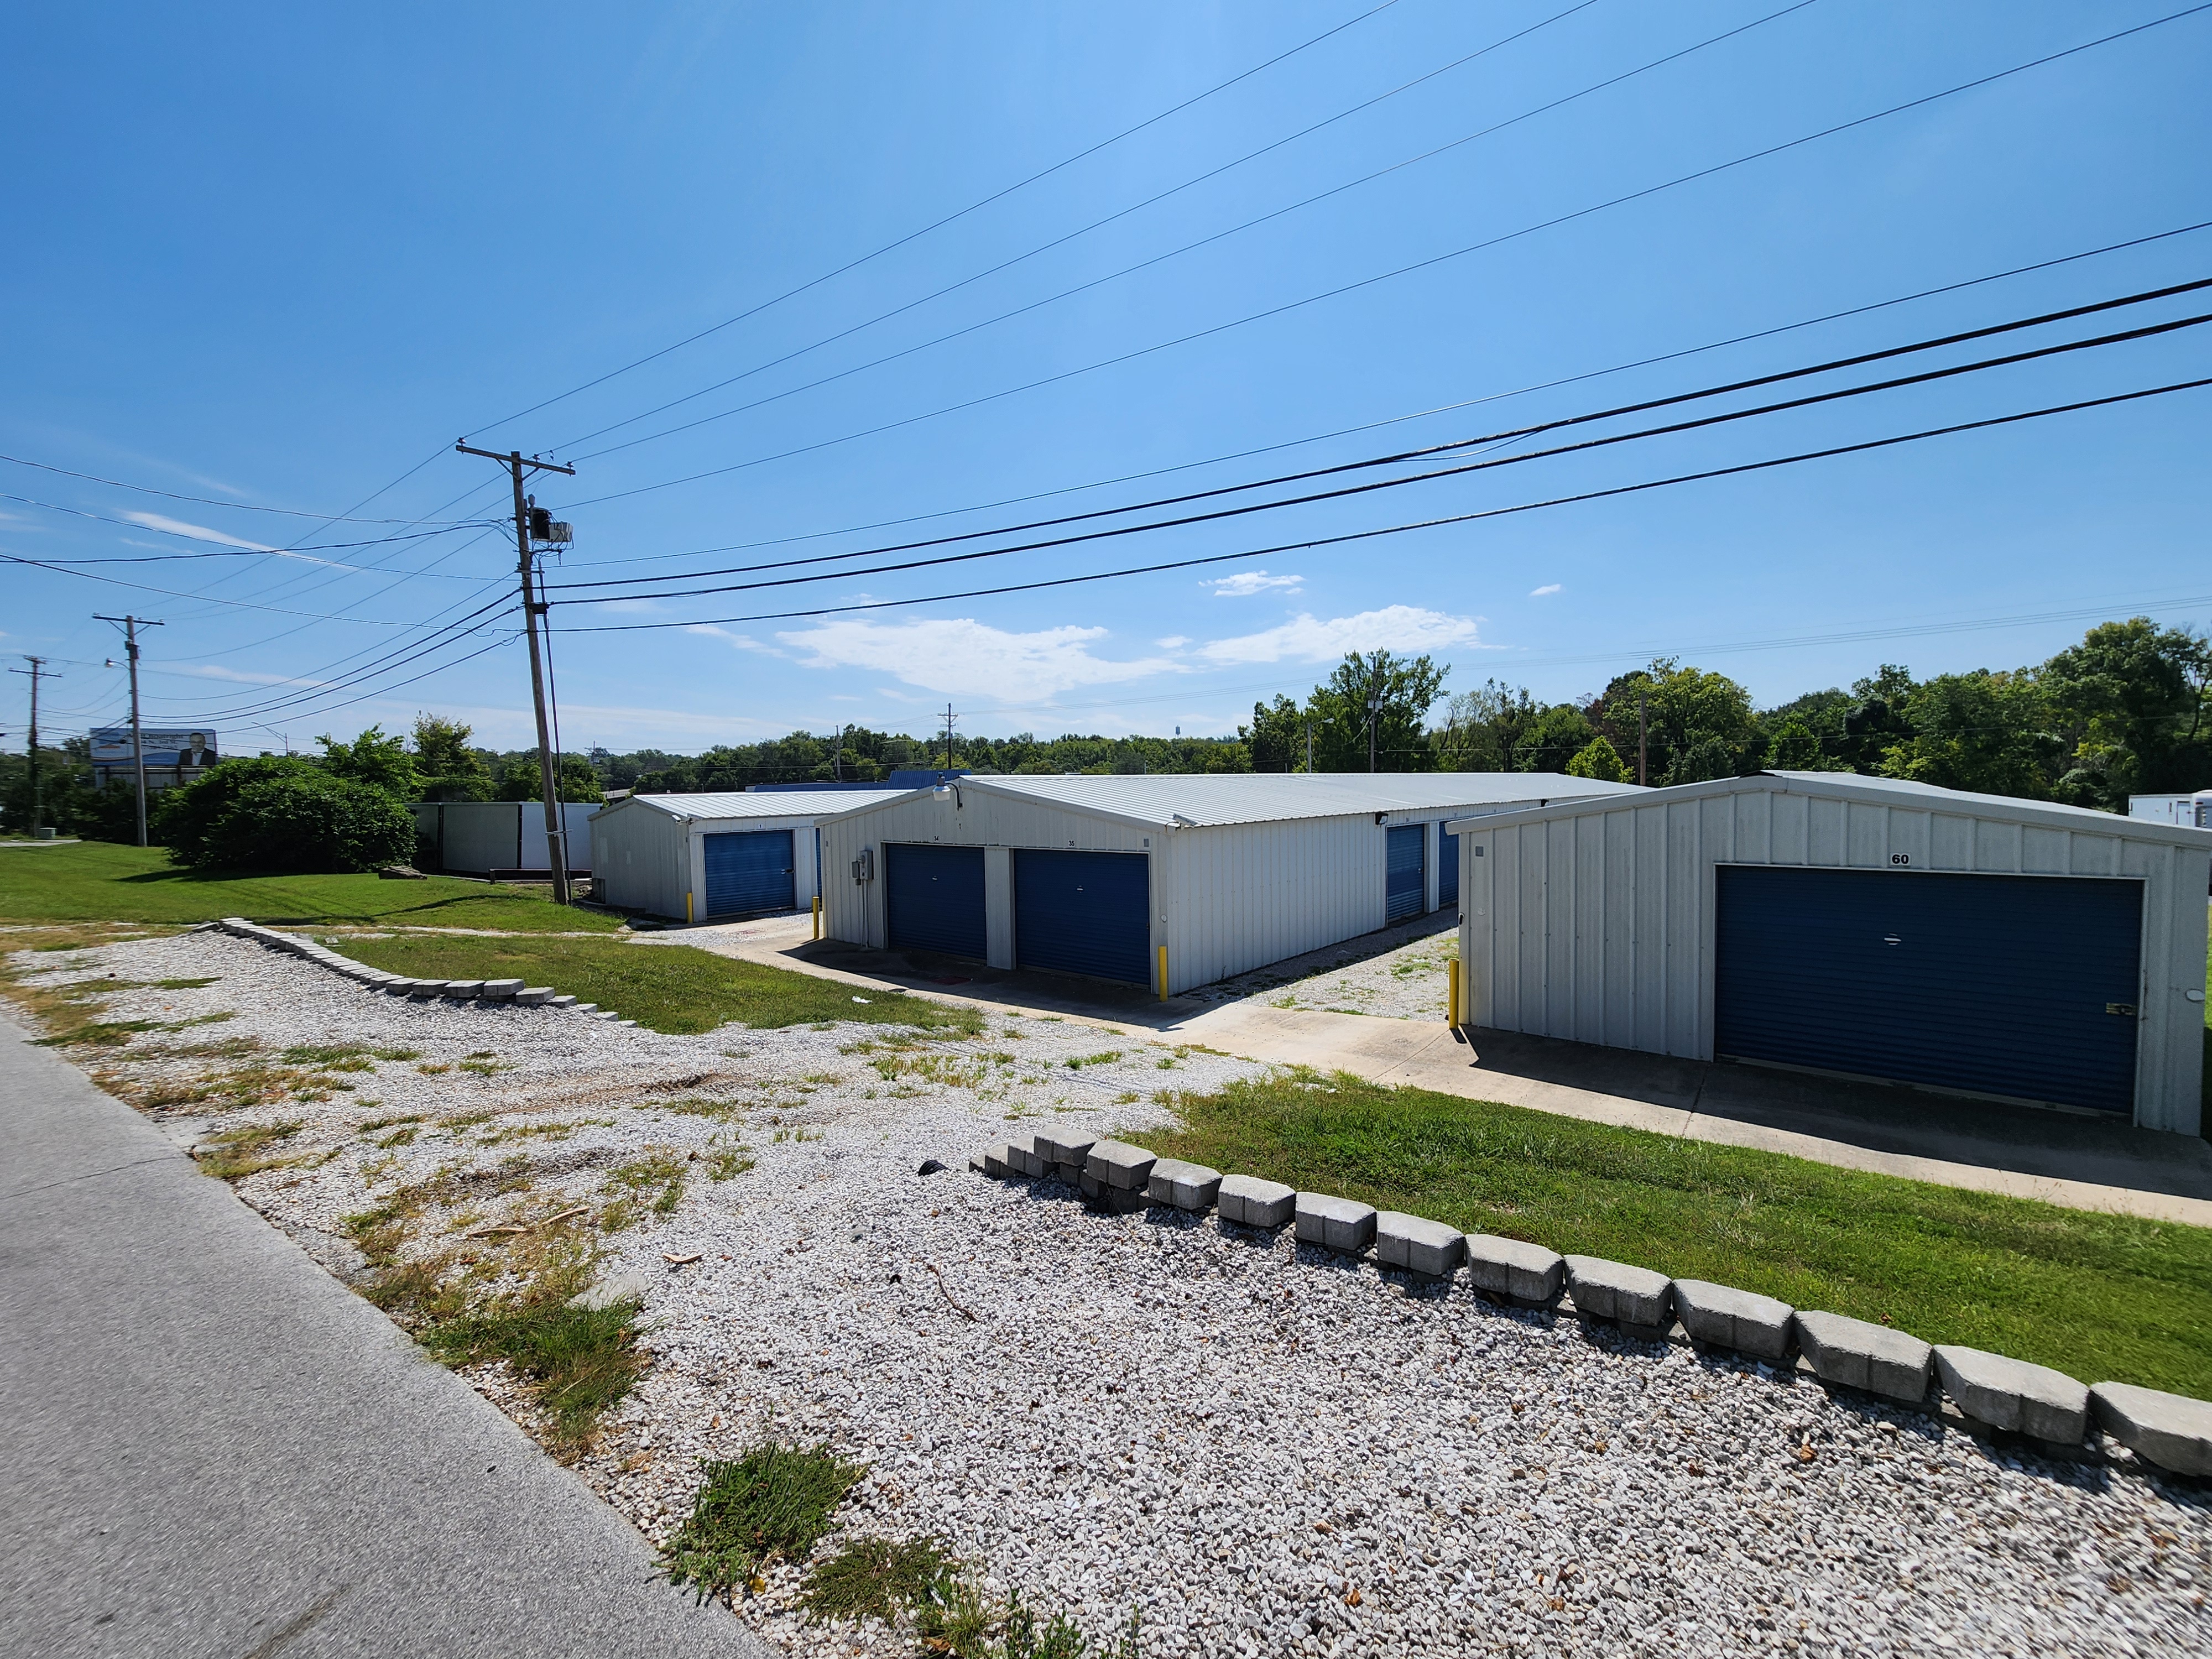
[2105,1002,2138,1016]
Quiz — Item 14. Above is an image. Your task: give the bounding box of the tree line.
[6,616,2205,845]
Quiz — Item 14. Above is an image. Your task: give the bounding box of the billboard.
[90,727,220,789]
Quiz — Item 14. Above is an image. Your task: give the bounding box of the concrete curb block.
[966,1130,2212,1480]
[213,917,619,1023]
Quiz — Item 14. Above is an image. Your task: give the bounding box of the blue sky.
[3,1,2208,756]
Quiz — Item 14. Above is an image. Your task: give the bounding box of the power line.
[559,377,2212,633]
[560,0,1819,462]
[544,220,2212,576]
[548,0,1616,456]
[0,453,483,524]
[466,1,1407,441]
[551,291,2212,603]
[557,2,2212,510]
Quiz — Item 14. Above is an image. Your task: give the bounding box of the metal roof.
[824,771,1640,831]
[1446,769,2212,847]
[593,789,911,822]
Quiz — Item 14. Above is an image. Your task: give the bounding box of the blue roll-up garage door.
[1385,824,1425,922]
[1714,865,2142,1113]
[1439,826,1459,907]
[1014,849,1150,985]
[703,830,794,916]
[886,842,987,960]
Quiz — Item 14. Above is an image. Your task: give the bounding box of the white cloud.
[684,623,775,653]
[1205,570,1303,598]
[168,663,329,688]
[1199,605,1484,666]
[593,597,670,615]
[774,617,1178,702]
[1154,635,1191,649]
[119,510,274,552]
[1530,583,1562,597]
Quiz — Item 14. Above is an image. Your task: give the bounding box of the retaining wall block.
[2090,1381,2212,1477]
[1673,1279,1794,1361]
[406,982,450,999]
[1145,1158,1222,1212]
[1052,1162,1086,1185]
[382,980,420,996]
[1086,1140,1157,1193]
[1034,1129,1097,1167]
[1215,1175,1295,1230]
[1564,1256,1673,1333]
[975,1143,1016,1180]
[514,988,555,1005]
[1374,1213,1466,1280]
[1295,1193,1376,1255]
[1934,1345,2090,1445]
[1793,1311,1933,1405]
[570,1003,599,1015]
[1076,1167,1144,1213]
[480,978,525,1000]
[1007,1142,1048,1180]
[441,980,487,999]
[548,994,578,1008]
[1464,1234,1566,1305]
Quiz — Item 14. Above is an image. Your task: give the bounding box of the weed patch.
[662,1442,866,1601]
[802,1536,953,1624]
[195,1119,305,1180]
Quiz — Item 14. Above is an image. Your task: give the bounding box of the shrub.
[158,757,414,872]
[1564,735,1629,782]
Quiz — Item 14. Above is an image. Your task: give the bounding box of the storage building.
[817,773,1641,995]
[410,800,599,877]
[1450,771,2211,1133]
[589,790,907,922]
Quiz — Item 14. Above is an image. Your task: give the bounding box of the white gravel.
[17,928,2212,1658]
[1187,912,1458,1020]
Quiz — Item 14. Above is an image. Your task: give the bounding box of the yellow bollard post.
[812,894,822,940]
[1447,958,1461,1029]
[1157,945,1168,1003]
[685,891,693,925]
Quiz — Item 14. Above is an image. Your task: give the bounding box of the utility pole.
[95,615,161,847]
[1366,680,1384,773]
[1637,691,1648,787]
[942,704,956,772]
[1305,718,1313,775]
[9,656,54,835]
[457,442,576,904]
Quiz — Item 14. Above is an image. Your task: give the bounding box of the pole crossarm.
[455,441,576,476]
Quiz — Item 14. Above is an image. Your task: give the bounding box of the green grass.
[1148,1071,2212,1398]
[328,932,986,1037]
[425,1298,646,1442]
[0,840,621,931]
[662,1443,867,1601]
[802,1536,955,1625]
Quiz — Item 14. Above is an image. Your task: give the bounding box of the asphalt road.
[0,1013,771,1659]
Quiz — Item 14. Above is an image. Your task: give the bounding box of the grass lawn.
[1149,1071,2212,1399]
[0,841,620,933]
[328,932,984,1037]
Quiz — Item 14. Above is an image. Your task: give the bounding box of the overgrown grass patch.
[1148,1070,2212,1397]
[332,932,986,1036]
[662,1442,867,1601]
[425,1295,645,1443]
[802,1536,954,1625]
[195,1119,305,1180]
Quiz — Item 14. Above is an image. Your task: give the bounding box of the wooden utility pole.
[9,656,54,834]
[942,704,956,772]
[94,615,162,846]
[1305,718,1313,775]
[456,442,575,904]
[1637,691,1648,786]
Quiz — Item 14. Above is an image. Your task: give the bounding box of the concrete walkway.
[680,914,2212,1229]
[0,1015,770,1659]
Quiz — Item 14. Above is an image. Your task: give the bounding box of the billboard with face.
[90,727,220,786]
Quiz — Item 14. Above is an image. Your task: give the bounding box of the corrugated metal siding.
[703,829,795,917]
[589,799,688,919]
[1385,825,1425,922]
[1457,776,2211,1133]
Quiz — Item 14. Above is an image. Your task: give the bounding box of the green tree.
[2040,618,2212,808]
[1432,680,1538,772]
[495,752,605,803]
[1516,704,1597,773]
[1839,665,1917,774]
[413,714,493,801]
[1592,660,1760,784]
[1564,735,1629,782]
[1877,670,2059,798]
[317,724,418,798]
[1308,651,1448,771]
[1763,716,1846,771]
[1240,694,1308,773]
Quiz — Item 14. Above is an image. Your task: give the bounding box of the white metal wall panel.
[1456,775,2211,1133]
[588,801,686,919]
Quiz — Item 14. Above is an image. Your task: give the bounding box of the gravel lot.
[15,928,2211,1658]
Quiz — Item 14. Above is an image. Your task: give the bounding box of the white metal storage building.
[410,801,599,876]
[589,790,906,922]
[1450,771,2211,1133]
[818,773,1641,995]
